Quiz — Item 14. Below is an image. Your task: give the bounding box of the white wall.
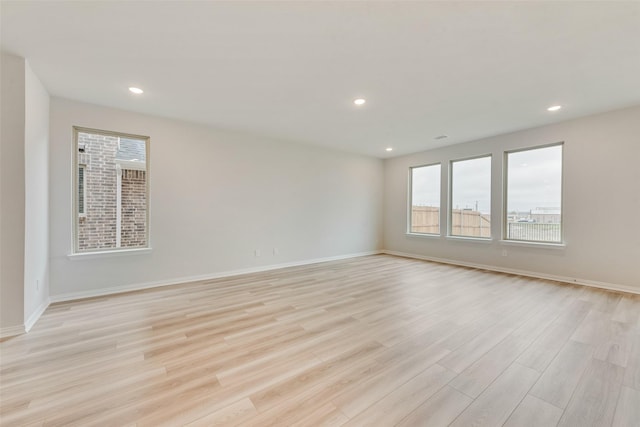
[384,106,640,292]
[49,98,383,298]
[24,61,50,326]
[0,54,26,333]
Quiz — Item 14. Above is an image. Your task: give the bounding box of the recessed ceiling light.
[435,135,448,140]
[547,105,562,111]
[129,87,144,94]
[386,147,393,152]
[354,98,366,106]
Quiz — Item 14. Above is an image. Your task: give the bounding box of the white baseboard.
[0,297,51,339]
[0,324,26,339]
[25,297,51,332]
[383,250,640,296]
[14,249,637,335]
[50,250,382,303]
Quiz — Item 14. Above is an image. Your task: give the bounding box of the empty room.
[1,1,639,426]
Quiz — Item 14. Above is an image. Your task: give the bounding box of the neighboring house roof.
[531,207,561,215]
[116,138,146,162]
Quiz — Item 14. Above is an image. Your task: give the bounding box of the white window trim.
[72,126,151,255]
[446,236,493,243]
[499,239,565,249]
[448,154,493,239]
[67,247,153,260]
[407,162,442,236]
[406,232,442,239]
[502,142,564,245]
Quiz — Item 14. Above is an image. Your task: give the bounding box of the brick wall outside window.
[78,133,118,250]
[121,170,147,247]
[77,131,147,251]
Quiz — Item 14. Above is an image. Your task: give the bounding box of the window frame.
[448,154,493,240]
[407,162,442,236]
[72,126,151,255]
[502,142,564,245]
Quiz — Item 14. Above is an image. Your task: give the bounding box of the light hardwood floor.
[1,255,639,426]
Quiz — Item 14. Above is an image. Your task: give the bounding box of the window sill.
[67,247,153,260]
[406,232,442,239]
[446,236,493,243]
[499,240,565,249]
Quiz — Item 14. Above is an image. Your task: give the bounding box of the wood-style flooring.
[1,254,639,426]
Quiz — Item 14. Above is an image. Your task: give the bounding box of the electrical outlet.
[36,279,40,290]
[273,247,279,255]
[254,249,261,257]
[501,249,508,257]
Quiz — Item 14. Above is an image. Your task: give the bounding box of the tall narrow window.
[73,127,150,253]
[450,156,492,238]
[505,144,563,243]
[409,164,441,234]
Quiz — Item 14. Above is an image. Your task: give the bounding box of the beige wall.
[0,54,26,333]
[4,53,640,334]
[24,60,50,327]
[384,106,640,291]
[49,98,383,299]
[0,54,51,335]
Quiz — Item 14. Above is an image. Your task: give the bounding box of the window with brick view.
[409,163,441,235]
[74,128,149,253]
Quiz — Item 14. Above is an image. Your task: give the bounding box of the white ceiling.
[2,1,639,158]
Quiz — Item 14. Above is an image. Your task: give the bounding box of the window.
[450,156,492,238]
[78,164,86,216]
[73,127,150,253]
[409,163,441,234]
[505,143,563,243]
